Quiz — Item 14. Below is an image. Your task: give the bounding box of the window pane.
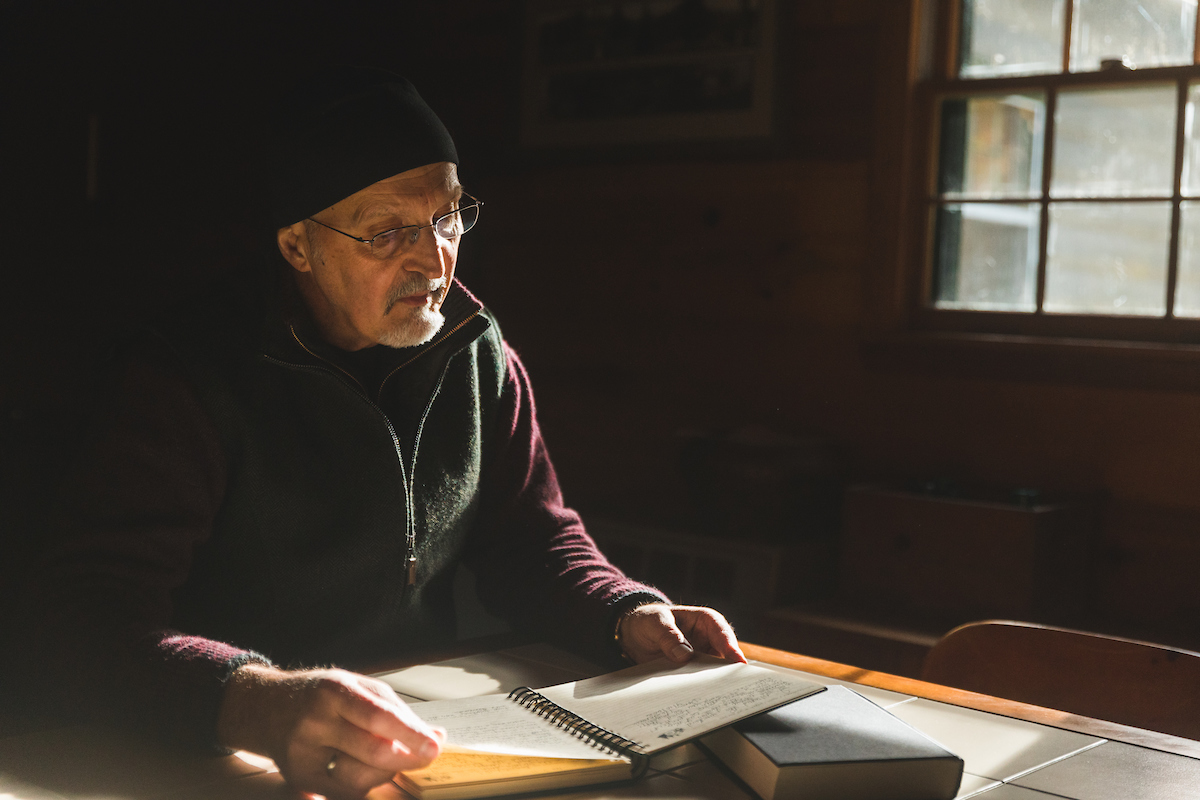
[1045,201,1170,315]
[1051,85,1176,198]
[933,203,1040,311]
[938,94,1046,198]
[960,0,1067,78]
[1181,82,1200,195]
[1174,201,1200,315]
[1070,0,1196,72]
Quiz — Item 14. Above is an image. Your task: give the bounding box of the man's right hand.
[217,663,444,799]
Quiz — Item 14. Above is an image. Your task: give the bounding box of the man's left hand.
[616,603,746,665]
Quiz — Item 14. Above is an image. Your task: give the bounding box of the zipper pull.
[407,555,417,585]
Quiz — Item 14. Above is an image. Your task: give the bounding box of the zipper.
[376,309,482,584]
[287,325,368,396]
[279,309,484,587]
[272,329,417,585]
[376,308,483,402]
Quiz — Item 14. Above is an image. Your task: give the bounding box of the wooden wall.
[467,1,1200,645]
[4,1,1198,647]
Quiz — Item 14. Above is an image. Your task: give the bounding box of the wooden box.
[839,484,1096,620]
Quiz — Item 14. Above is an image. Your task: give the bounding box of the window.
[921,0,1200,341]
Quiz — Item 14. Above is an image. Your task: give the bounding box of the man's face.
[280,161,463,351]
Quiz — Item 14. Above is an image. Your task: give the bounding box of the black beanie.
[268,66,459,229]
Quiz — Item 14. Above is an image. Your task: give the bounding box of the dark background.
[4,1,1198,666]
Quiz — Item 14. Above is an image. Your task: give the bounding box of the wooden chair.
[921,620,1200,741]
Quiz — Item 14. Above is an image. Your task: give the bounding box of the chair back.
[921,620,1200,741]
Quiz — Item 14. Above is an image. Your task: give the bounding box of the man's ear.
[276,223,313,273]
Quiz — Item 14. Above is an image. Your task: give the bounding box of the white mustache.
[385,278,447,313]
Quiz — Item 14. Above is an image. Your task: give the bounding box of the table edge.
[742,642,1200,760]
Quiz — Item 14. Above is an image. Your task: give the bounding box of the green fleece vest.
[158,272,502,667]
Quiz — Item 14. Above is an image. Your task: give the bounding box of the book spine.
[507,687,647,762]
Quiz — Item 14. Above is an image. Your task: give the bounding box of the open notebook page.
[411,693,627,761]
[537,654,825,753]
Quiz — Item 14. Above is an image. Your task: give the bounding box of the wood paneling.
[4,0,1199,648]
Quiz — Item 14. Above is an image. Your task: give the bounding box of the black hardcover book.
[700,686,964,800]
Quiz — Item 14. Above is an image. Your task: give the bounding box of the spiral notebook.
[396,655,825,799]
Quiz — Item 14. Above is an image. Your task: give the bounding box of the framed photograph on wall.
[519,0,778,149]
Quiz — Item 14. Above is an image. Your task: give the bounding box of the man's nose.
[405,228,451,280]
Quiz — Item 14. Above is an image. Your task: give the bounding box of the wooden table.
[743,642,1200,761]
[742,642,1200,800]
[1,640,1197,800]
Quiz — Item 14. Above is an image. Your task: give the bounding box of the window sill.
[860,331,1200,392]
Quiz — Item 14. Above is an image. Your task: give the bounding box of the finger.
[328,705,446,777]
[638,612,695,663]
[329,715,440,773]
[358,678,450,747]
[360,676,411,712]
[358,680,448,745]
[335,683,441,759]
[699,615,745,662]
[675,608,745,663]
[318,749,395,799]
[616,605,691,664]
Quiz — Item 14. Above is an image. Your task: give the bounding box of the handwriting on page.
[627,676,799,740]
[538,657,823,750]
[411,694,614,761]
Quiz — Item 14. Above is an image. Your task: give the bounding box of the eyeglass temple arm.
[305,216,371,244]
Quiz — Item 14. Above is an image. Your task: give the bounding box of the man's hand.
[616,603,746,665]
[217,664,443,799]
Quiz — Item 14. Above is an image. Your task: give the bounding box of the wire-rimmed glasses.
[307,193,482,260]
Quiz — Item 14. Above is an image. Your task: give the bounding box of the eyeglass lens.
[371,200,480,259]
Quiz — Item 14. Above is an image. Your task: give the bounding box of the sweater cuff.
[143,633,274,753]
[219,651,275,684]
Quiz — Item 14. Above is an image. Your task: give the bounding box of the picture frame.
[519,0,778,149]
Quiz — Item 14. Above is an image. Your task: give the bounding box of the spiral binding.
[507,686,647,762]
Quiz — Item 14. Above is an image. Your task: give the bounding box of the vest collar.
[263,270,489,395]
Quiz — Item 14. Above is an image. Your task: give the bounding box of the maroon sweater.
[18,274,666,750]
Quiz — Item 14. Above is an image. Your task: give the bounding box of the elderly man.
[22,67,742,798]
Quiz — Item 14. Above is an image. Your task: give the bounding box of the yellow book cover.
[396,747,631,800]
